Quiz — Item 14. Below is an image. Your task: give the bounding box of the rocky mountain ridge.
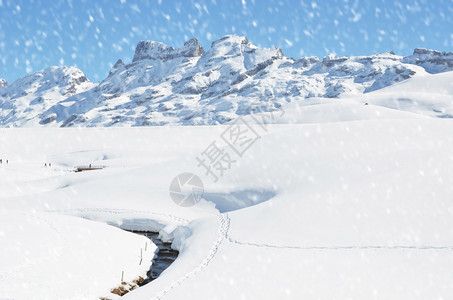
[1,35,452,127]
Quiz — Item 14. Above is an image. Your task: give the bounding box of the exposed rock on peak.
[109,59,125,76]
[404,48,453,73]
[132,38,204,62]
[322,54,348,67]
[204,35,284,68]
[295,56,320,68]
[133,41,172,62]
[413,48,443,56]
[181,38,205,57]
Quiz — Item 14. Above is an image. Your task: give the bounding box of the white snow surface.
[0,210,156,299]
[1,46,453,299]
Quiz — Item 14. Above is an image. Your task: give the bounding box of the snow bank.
[0,210,156,299]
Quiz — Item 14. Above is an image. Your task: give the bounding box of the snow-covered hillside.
[0,66,95,127]
[1,35,453,127]
[1,107,453,299]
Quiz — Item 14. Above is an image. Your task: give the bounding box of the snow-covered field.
[1,72,453,299]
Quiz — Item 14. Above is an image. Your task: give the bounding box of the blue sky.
[0,0,452,83]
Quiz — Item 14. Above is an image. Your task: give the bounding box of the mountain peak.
[404,48,453,73]
[413,48,442,56]
[108,59,125,76]
[182,37,205,56]
[9,66,89,91]
[132,38,204,62]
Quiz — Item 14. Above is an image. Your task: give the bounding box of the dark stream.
[128,231,179,286]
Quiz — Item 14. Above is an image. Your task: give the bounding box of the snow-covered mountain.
[1,35,453,127]
[0,66,95,126]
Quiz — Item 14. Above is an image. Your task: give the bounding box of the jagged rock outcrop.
[108,59,125,77]
[132,38,204,62]
[0,35,452,127]
[403,48,453,73]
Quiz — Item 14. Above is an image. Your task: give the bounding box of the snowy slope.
[241,70,453,125]
[1,114,453,299]
[1,35,452,127]
[0,210,156,299]
[0,66,95,127]
[362,70,453,118]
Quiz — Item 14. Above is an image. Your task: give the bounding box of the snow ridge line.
[0,211,68,280]
[224,216,453,251]
[47,208,190,225]
[151,213,231,300]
